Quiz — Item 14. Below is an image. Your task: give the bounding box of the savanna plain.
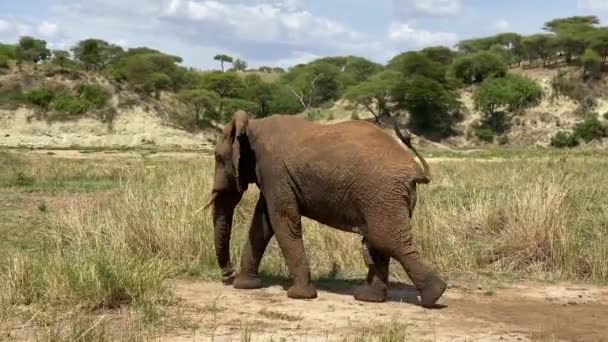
[1,147,607,342]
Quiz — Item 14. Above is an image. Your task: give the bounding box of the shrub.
[474,74,542,131]
[0,55,9,69]
[475,127,495,143]
[350,112,360,120]
[76,84,110,109]
[52,92,89,115]
[582,48,602,79]
[573,115,608,142]
[551,131,579,148]
[0,83,23,109]
[24,87,56,109]
[603,112,608,120]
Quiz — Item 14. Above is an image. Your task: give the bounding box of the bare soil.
[162,279,608,342]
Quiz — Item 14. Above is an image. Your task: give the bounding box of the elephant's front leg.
[354,239,390,303]
[233,195,274,290]
[267,200,317,300]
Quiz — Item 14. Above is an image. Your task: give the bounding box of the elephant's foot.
[221,267,236,285]
[233,274,263,289]
[354,284,387,303]
[287,283,317,300]
[419,274,447,308]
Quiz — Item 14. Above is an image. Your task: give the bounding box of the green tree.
[582,48,602,79]
[15,36,51,68]
[399,76,460,138]
[543,16,599,32]
[420,46,455,65]
[387,51,446,82]
[177,89,220,124]
[52,50,70,71]
[71,39,124,70]
[221,98,259,121]
[200,71,245,116]
[272,67,286,73]
[343,70,402,123]
[0,43,17,60]
[232,58,248,72]
[588,28,608,63]
[282,61,341,111]
[450,51,507,84]
[214,54,233,72]
[337,56,382,88]
[258,66,272,73]
[474,74,543,131]
[145,73,172,99]
[242,74,274,117]
[521,34,558,67]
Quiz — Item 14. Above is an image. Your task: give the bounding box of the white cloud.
[579,0,608,10]
[165,0,362,45]
[38,21,59,38]
[0,19,9,34]
[388,22,458,47]
[111,39,129,48]
[494,19,510,31]
[45,0,375,68]
[395,0,462,17]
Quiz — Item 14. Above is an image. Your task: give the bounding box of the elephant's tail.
[393,123,431,184]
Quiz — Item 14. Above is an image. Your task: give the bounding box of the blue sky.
[1,0,608,70]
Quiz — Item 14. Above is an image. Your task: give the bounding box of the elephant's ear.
[231,110,249,193]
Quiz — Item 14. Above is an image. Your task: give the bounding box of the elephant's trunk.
[212,198,237,284]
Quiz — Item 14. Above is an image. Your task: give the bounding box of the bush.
[0,55,9,69]
[582,48,602,79]
[474,74,542,131]
[573,115,608,142]
[76,84,110,109]
[475,127,495,143]
[0,83,23,109]
[24,87,56,109]
[551,131,579,148]
[52,93,89,115]
[604,112,608,120]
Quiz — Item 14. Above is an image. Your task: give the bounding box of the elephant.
[205,110,447,308]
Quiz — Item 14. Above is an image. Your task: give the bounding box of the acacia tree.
[177,89,220,125]
[15,36,51,70]
[214,54,233,72]
[72,39,124,70]
[474,74,543,131]
[52,50,70,71]
[344,70,401,123]
[232,58,247,72]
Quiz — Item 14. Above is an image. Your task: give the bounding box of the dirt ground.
[163,279,608,342]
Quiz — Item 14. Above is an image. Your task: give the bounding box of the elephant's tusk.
[195,192,218,215]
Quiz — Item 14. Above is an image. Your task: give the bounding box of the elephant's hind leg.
[368,213,446,308]
[234,195,274,290]
[354,240,390,303]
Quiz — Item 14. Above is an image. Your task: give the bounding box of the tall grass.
[1,152,607,333]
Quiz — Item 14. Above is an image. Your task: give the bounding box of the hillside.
[2,63,608,150]
[0,64,216,150]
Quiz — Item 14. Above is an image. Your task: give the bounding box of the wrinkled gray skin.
[207,110,446,308]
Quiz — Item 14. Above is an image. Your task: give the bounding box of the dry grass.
[1,150,607,340]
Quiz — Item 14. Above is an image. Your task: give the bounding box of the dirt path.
[162,279,608,342]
